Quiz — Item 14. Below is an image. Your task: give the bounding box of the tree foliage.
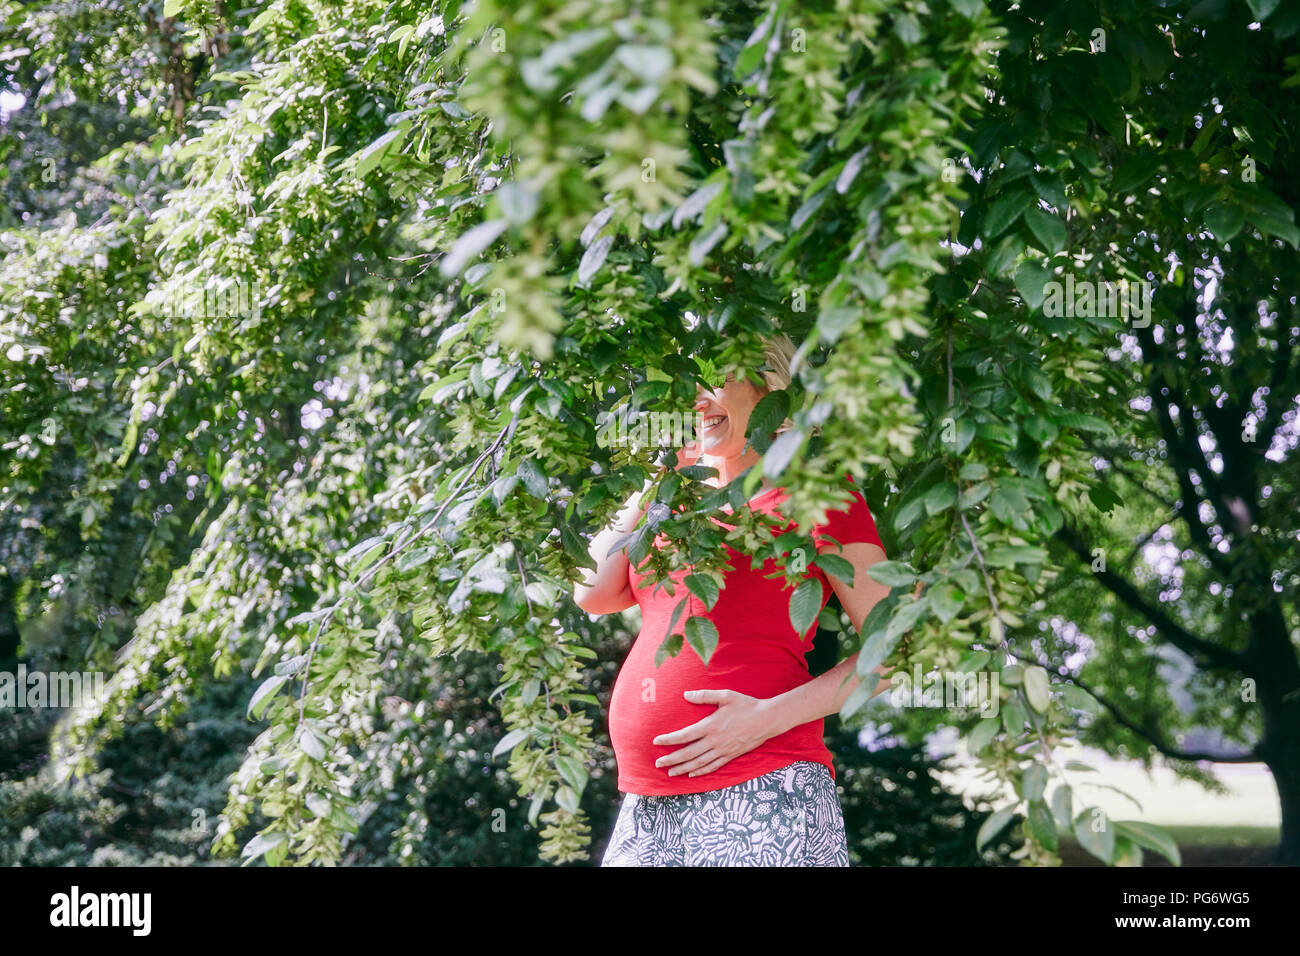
[2,0,1297,866]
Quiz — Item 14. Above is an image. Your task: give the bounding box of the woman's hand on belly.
[650,689,781,779]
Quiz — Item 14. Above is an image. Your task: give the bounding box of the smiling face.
[694,372,766,458]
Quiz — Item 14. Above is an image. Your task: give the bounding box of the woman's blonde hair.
[757,333,795,393]
[756,333,797,437]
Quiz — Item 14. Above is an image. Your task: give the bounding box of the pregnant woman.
[574,334,894,866]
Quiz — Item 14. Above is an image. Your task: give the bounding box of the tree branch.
[1006,649,1259,763]
[1056,522,1246,674]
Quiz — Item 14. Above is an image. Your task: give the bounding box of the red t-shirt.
[606,478,885,795]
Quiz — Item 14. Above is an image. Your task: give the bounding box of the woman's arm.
[756,540,893,739]
[573,483,651,615]
[574,443,700,615]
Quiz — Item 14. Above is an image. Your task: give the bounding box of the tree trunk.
[1257,684,1300,865]
[1263,745,1300,865]
[1249,600,1300,865]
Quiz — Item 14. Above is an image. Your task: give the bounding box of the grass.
[1059,825,1282,867]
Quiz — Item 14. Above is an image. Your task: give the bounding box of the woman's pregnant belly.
[606,627,833,796]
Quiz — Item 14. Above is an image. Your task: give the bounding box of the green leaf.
[1113,821,1182,866]
[241,830,287,863]
[517,459,548,498]
[684,615,719,664]
[839,674,880,719]
[248,674,289,719]
[1111,152,1161,193]
[892,497,925,533]
[616,44,673,83]
[1014,259,1051,309]
[856,591,899,646]
[958,482,990,509]
[555,754,588,791]
[982,190,1029,240]
[967,717,993,754]
[734,11,775,76]
[497,183,538,225]
[654,630,683,666]
[528,792,545,826]
[986,545,1046,568]
[441,219,508,278]
[866,560,916,588]
[1002,698,1029,735]
[554,785,581,814]
[816,308,857,343]
[1027,800,1058,852]
[689,222,728,265]
[684,573,720,610]
[1023,209,1067,254]
[977,807,1017,850]
[492,474,520,506]
[923,482,958,516]
[930,582,964,623]
[1022,763,1047,801]
[818,607,844,631]
[342,534,386,566]
[966,716,999,753]
[1056,412,1114,437]
[788,578,823,634]
[492,727,529,759]
[762,428,803,479]
[299,727,326,760]
[1031,171,1068,209]
[745,390,790,453]
[1060,683,1101,715]
[883,594,929,642]
[521,678,541,706]
[1204,202,1245,242]
[578,234,613,284]
[836,146,871,194]
[1113,836,1144,867]
[656,597,689,665]
[957,649,992,673]
[1073,808,1116,864]
[1023,665,1051,712]
[1088,483,1124,513]
[942,416,975,454]
[813,552,855,586]
[1247,0,1280,20]
[1252,207,1300,249]
[1050,784,1073,829]
[860,599,918,670]
[353,125,410,178]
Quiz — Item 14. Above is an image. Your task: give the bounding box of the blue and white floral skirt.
[600,761,849,867]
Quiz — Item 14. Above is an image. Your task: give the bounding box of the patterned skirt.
[600,760,849,867]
